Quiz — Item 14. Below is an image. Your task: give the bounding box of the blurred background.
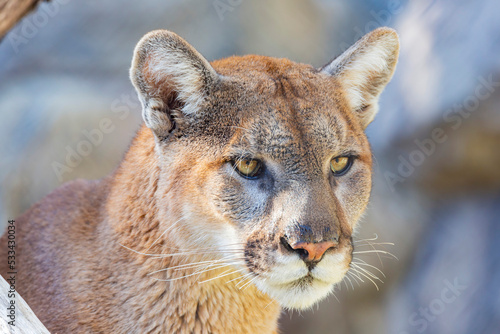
[1,0,499,333]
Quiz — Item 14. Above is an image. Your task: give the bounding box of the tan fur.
[1,28,398,333]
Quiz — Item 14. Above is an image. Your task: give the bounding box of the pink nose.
[291,241,337,262]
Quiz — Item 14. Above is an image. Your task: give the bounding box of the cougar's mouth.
[274,272,329,287]
[245,247,352,310]
[254,274,336,310]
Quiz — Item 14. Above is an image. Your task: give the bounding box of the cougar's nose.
[281,237,338,263]
[291,241,337,262]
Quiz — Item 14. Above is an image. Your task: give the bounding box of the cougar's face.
[131,29,398,309]
[165,60,373,309]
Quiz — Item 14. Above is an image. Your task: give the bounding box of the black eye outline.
[330,156,354,176]
[232,158,264,179]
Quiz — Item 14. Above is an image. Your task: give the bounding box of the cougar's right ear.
[130,30,219,139]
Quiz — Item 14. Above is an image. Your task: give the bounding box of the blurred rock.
[1,0,500,333]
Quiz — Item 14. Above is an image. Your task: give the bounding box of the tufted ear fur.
[130,30,219,139]
[321,27,399,128]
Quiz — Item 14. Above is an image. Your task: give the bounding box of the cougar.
[1,27,399,333]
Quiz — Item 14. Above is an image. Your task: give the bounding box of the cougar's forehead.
[211,58,366,167]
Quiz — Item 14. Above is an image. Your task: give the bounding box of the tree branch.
[0,0,48,39]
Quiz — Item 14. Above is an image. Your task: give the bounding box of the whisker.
[150,263,231,282]
[197,268,233,284]
[237,274,258,289]
[352,250,398,260]
[120,244,243,259]
[350,267,379,291]
[346,272,360,287]
[161,242,247,252]
[236,276,251,288]
[351,263,383,282]
[348,268,365,284]
[343,274,355,290]
[143,216,186,253]
[331,291,340,303]
[241,276,259,290]
[229,154,246,179]
[353,234,395,265]
[174,258,245,272]
[353,233,397,266]
[149,254,243,276]
[165,254,244,272]
[353,242,394,247]
[264,300,275,310]
[353,233,379,242]
[198,269,245,284]
[170,260,226,271]
[122,240,246,257]
[351,259,386,278]
[226,272,252,284]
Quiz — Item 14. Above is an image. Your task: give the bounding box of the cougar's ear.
[130,30,219,138]
[321,27,399,128]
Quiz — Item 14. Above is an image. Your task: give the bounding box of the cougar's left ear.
[130,30,219,139]
[321,27,399,128]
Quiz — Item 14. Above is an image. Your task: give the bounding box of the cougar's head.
[130,28,399,309]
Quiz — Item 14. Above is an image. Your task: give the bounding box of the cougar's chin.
[252,252,351,309]
[254,275,336,309]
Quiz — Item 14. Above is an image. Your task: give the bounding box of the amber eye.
[330,156,352,176]
[234,159,263,178]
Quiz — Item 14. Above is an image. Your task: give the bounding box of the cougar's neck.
[105,126,162,252]
[101,125,280,333]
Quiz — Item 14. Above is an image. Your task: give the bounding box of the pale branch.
[0,276,50,334]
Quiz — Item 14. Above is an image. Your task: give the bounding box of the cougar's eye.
[234,159,262,178]
[330,156,352,176]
